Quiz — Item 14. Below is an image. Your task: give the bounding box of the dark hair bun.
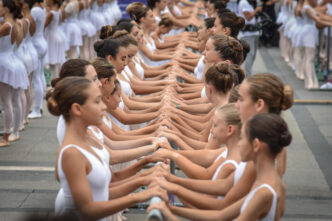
[46,89,61,116]
[279,130,292,147]
[281,85,294,111]
[94,40,105,53]
[112,30,129,39]
[236,16,245,29]
[51,77,61,88]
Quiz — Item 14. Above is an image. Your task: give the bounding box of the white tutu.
[44,10,66,65]
[90,2,106,31]
[64,19,83,47]
[78,7,97,37]
[0,23,29,89]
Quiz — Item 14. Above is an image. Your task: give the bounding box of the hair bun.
[236,16,245,29]
[281,85,294,110]
[228,38,243,52]
[100,25,112,40]
[50,77,61,88]
[94,40,105,53]
[215,61,230,73]
[46,90,61,116]
[279,130,292,147]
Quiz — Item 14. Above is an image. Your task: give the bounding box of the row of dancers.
[278,0,332,89]
[0,0,121,147]
[31,1,297,221]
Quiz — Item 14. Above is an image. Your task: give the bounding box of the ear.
[207,28,213,35]
[224,27,231,36]
[206,84,213,96]
[100,78,108,86]
[106,55,114,63]
[227,125,235,136]
[255,98,266,113]
[252,138,261,153]
[71,103,82,117]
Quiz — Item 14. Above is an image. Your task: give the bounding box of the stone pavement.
[0,47,332,221]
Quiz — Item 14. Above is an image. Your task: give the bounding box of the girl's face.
[235,81,258,123]
[210,113,229,145]
[46,0,53,7]
[130,25,140,42]
[238,123,254,162]
[127,44,138,62]
[198,24,209,41]
[85,65,102,88]
[207,2,215,16]
[101,75,116,98]
[157,0,167,10]
[142,9,156,28]
[80,83,106,126]
[108,47,127,73]
[212,17,228,36]
[203,38,222,64]
[108,87,121,110]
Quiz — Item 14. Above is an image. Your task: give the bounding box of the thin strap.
[212,159,238,180]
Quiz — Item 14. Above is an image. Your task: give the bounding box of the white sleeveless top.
[55,144,111,221]
[103,114,113,129]
[57,115,66,145]
[88,126,104,144]
[213,148,228,163]
[194,56,205,80]
[212,159,238,200]
[234,161,247,185]
[239,184,278,221]
[201,86,206,98]
[134,57,145,79]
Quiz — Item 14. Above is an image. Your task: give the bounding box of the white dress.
[299,5,318,48]
[78,2,97,37]
[90,1,106,31]
[44,10,66,65]
[0,22,29,90]
[31,7,48,60]
[24,19,39,73]
[239,184,278,221]
[277,0,289,28]
[55,144,111,221]
[64,2,83,47]
[16,20,34,75]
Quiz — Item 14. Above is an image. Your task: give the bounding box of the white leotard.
[57,115,66,145]
[213,148,228,163]
[193,56,205,80]
[234,161,247,185]
[239,184,278,221]
[103,114,112,129]
[201,86,206,98]
[134,57,145,79]
[55,144,111,221]
[88,126,104,144]
[212,160,238,200]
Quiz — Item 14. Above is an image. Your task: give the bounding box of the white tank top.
[212,160,238,200]
[239,184,278,221]
[201,86,206,98]
[194,56,205,80]
[55,144,111,221]
[103,114,112,129]
[88,126,104,143]
[57,115,66,146]
[213,148,228,163]
[234,161,247,185]
[134,59,145,79]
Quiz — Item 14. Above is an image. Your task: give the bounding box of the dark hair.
[112,30,138,47]
[228,85,240,103]
[246,113,292,155]
[52,59,91,87]
[245,73,294,114]
[100,25,119,40]
[231,64,245,85]
[126,2,149,24]
[205,61,234,94]
[46,77,92,121]
[117,18,132,25]
[118,22,135,33]
[239,39,250,63]
[94,39,124,59]
[147,0,160,8]
[211,35,243,65]
[213,0,227,11]
[24,0,34,9]
[3,0,22,19]
[91,58,116,80]
[217,12,245,38]
[111,79,120,95]
[204,17,216,29]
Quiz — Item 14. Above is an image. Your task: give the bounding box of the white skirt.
[64,20,83,47]
[44,27,66,65]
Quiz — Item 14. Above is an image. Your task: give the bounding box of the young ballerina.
[44,0,67,81]
[28,0,48,119]
[0,0,29,146]
[48,77,168,220]
[148,113,291,221]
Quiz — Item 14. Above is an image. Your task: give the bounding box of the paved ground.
[0,47,332,221]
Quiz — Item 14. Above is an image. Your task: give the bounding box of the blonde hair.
[216,103,242,132]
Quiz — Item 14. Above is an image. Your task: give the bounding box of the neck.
[23,8,31,16]
[4,13,14,21]
[254,152,277,183]
[225,135,240,160]
[153,7,160,14]
[213,92,229,107]
[64,117,90,144]
[142,25,152,35]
